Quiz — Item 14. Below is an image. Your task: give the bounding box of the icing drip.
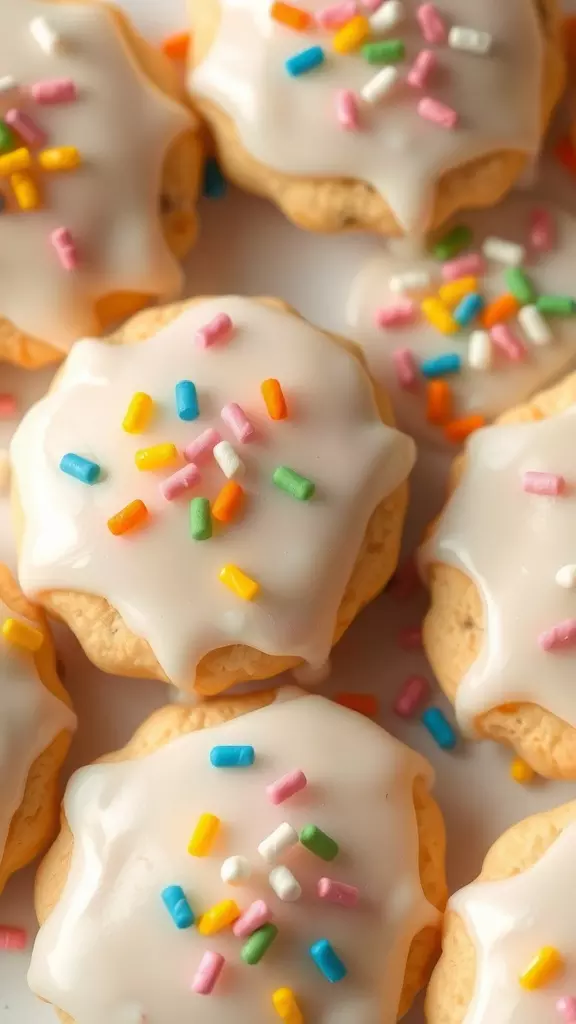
[28,693,439,1023]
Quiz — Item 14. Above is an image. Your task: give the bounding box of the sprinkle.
[161,31,190,61]
[59,453,100,485]
[490,324,526,361]
[393,348,418,388]
[135,443,178,471]
[536,295,576,316]
[213,440,244,479]
[335,692,379,716]
[51,228,79,270]
[448,26,492,54]
[389,270,433,295]
[5,110,45,148]
[407,49,436,89]
[442,253,486,280]
[397,625,423,649]
[317,877,359,907]
[220,564,259,601]
[258,822,299,864]
[394,675,430,717]
[530,209,554,253]
[39,146,80,171]
[369,0,404,32]
[432,225,473,261]
[212,481,244,523]
[0,927,27,951]
[173,380,199,422]
[556,565,576,588]
[184,428,221,463]
[189,497,212,541]
[539,620,576,652]
[444,415,485,443]
[221,402,255,443]
[261,379,288,420]
[11,172,40,211]
[518,305,552,346]
[2,618,43,653]
[271,2,314,30]
[482,294,520,329]
[421,299,458,335]
[0,394,17,418]
[241,923,279,965]
[438,276,478,306]
[317,1,358,30]
[468,330,492,370]
[0,148,30,177]
[30,78,76,104]
[273,465,315,501]
[482,236,525,266]
[510,757,535,784]
[160,463,200,501]
[0,122,15,154]
[426,379,452,425]
[267,769,307,805]
[375,300,417,327]
[0,77,17,95]
[417,3,447,44]
[285,46,325,76]
[504,267,535,305]
[335,89,360,130]
[421,707,457,750]
[418,97,458,130]
[519,947,564,990]
[299,824,339,861]
[30,17,62,54]
[210,745,255,767]
[421,353,461,378]
[333,15,370,53]
[233,900,273,938]
[362,39,405,63]
[161,885,195,929]
[191,951,225,995]
[269,865,302,902]
[454,293,484,328]
[107,499,149,536]
[557,997,576,1022]
[309,939,347,983]
[272,988,303,1024]
[196,312,234,348]
[122,393,154,434]
[198,900,241,936]
[202,157,227,199]
[188,813,220,856]
[221,856,252,885]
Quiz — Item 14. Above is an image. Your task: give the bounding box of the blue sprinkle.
[420,353,462,379]
[175,380,199,421]
[202,157,227,200]
[161,885,195,929]
[454,292,484,328]
[59,453,100,485]
[210,745,255,768]
[309,939,347,983]
[285,46,325,77]
[421,707,457,751]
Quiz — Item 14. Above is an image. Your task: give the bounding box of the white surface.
[1,0,576,1021]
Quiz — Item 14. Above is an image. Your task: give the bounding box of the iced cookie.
[0,563,74,895]
[0,0,202,369]
[421,372,576,779]
[11,296,415,695]
[348,191,576,447]
[427,800,576,1024]
[29,688,447,1022]
[189,0,564,236]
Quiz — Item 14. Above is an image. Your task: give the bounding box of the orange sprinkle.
[270,1,314,30]
[212,481,244,524]
[335,693,379,717]
[261,378,288,420]
[161,31,190,61]
[108,499,149,536]
[482,294,520,329]
[426,380,453,425]
[444,415,486,443]
[554,136,576,177]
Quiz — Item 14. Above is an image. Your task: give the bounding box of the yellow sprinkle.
[519,946,564,990]
[273,988,303,1023]
[421,297,458,335]
[0,147,31,176]
[219,564,260,602]
[38,146,81,172]
[188,812,220,857]
[197,899,240,936]
[438,276,478,307]
[122,392,154,434]
[510,757,535,784]
[332,14,370,53]
[11,171,40,211]
[2,618,44,653]
[135,443,178,471]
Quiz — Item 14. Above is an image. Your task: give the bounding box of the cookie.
[0,0,202,369]
[0,562,74,895]
[421,371,576,779]
[427,800,576,1024]
[11,295,415,695]
[188,0,564,236]
[29,688,447,1022]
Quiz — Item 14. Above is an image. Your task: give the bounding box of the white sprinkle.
[556,565,576,589]
[369,0,404,33]
[258,823,298,865]
[448,26,492,55]
[467,330,492,370]
[482,237,525,267]
[518,304,553,346]
[0,76,17,95]
[213,440,244,479]
[220,856,252,886]
[389,269,433,295]
[269,865,302,902]
[30,17,62,54]
[360,66,399,105]
[0,450,9,493]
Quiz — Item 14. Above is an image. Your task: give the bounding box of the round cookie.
[0,0,202,369]
[421,371,576,779]
[28,688,447,1022]
[427,800,576,1024]
[0,562,74,895]
[11,295,415,695]
[189,0,564,236]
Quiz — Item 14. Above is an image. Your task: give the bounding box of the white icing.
[28,693,439,1023]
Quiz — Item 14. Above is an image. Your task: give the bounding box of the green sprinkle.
[299,824,339,861]
[0,122,16,154]
[362,39,405,64]
[273,466,315,502]
[189,497,212,541]
[431,225,473,261]
[241,924,279,965]
[536,295,576,316]
[504,268,536,305]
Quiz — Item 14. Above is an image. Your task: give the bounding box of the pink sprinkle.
[557,997,576,1022]
[407,50,437,90]
[196,313,234,349]
[335,89,360,132]
[376,300,417,328]
[232,900,272,938]
[417,3,447,43]
[0,394,17,418]
[30,78,77,104]
[522,471,565,496]
[0,927,27,951]
[267,769,307,805]
[191,951,225,995]
[397,626,423,650]
[51,227,79,271]
[221,402,255,444]
[160,462,200,501]
[5,109,46,147]
[394,675,430,718]
[530,208,555,254]
[490,324,526,362]
[317,0,357,28]
[393,348,418,389]
[442,254,486,281]
[362,0,383,11]
[539,619,576,652]
[418,97,458,130]
[184,428,221,463]
[317,878,359,908]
